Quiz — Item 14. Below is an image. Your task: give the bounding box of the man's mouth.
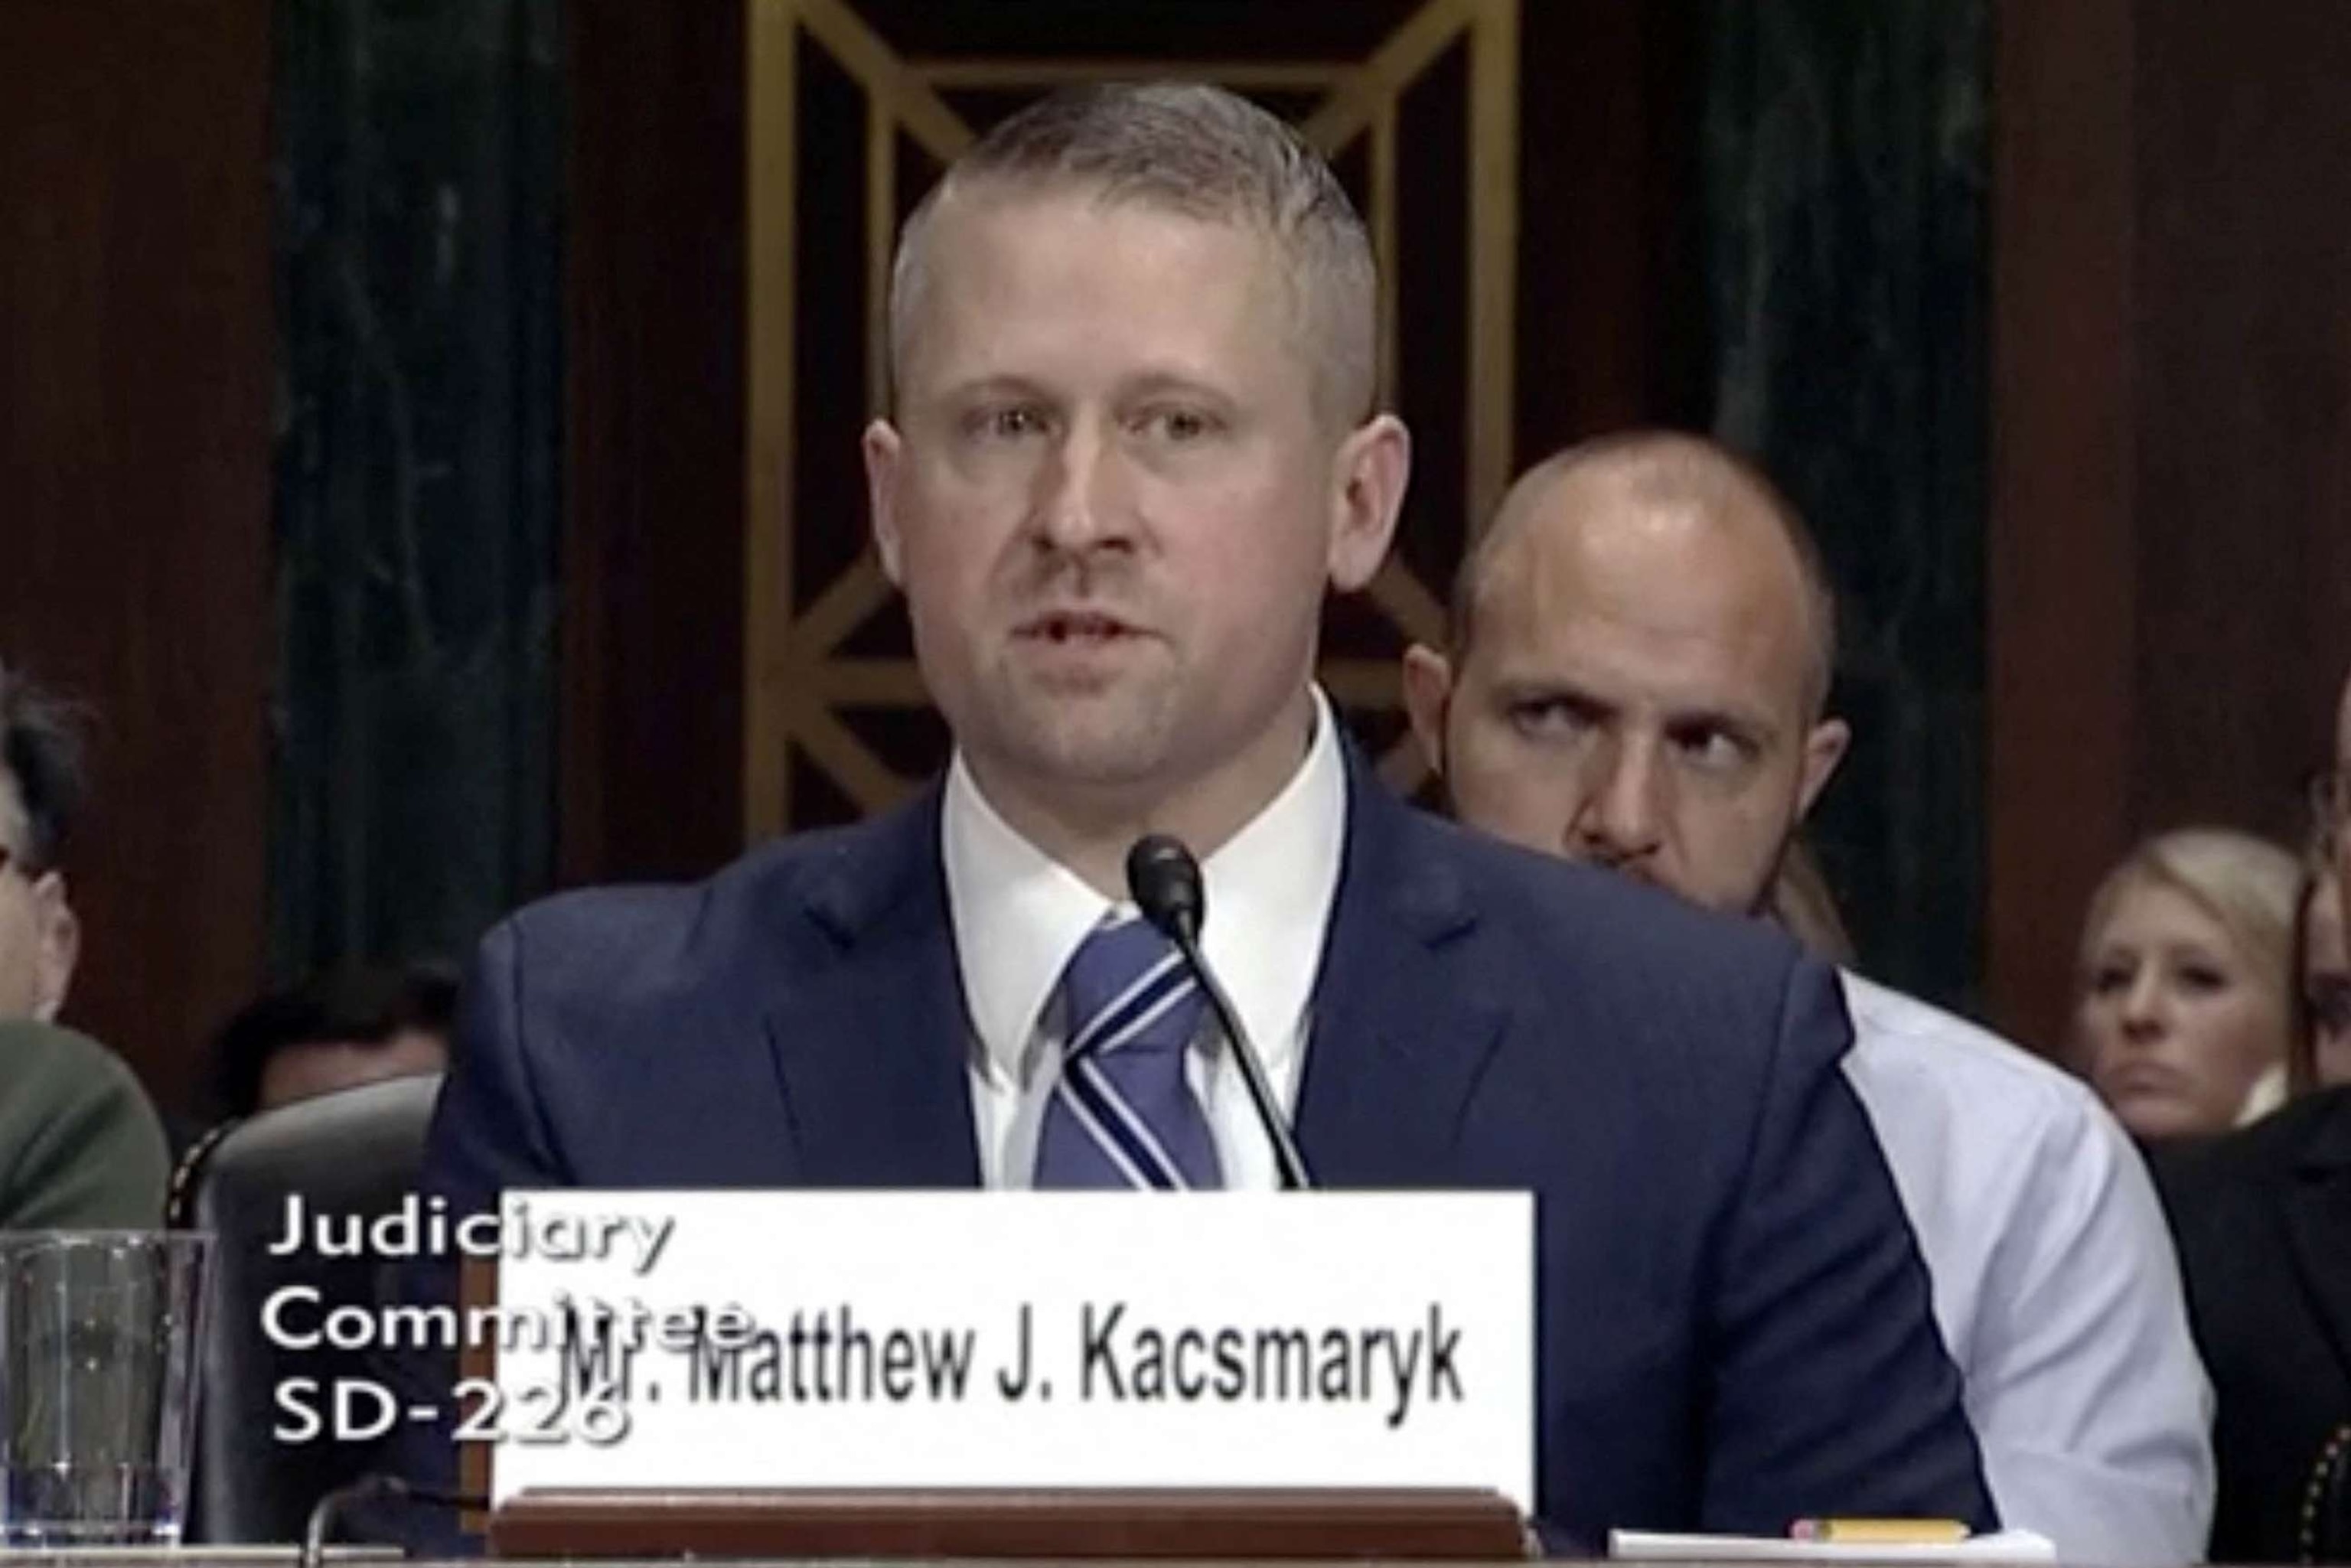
[1015,610,1141,644]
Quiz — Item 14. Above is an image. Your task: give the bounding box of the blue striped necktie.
[1032,916,1222,1189]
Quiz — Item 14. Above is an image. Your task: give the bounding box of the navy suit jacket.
[408,756,1991,1548]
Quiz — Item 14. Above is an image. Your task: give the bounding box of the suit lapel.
[2285,1094,2351,1384]
[1296,754,1508,1186]
[752,748,1505,1190]
[759,788,982,1188]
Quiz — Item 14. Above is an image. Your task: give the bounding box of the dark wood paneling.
[1515,0,1709,457]
[559,0,748,883]
[1986,0,2139,1051]
[2131,2,2351,840]
[1989,0,2351,1054]
[0,0,272,1111]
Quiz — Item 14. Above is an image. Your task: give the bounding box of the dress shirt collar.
[942,686,1348,1090]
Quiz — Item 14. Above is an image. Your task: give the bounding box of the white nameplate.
[487,1191,1531,1511]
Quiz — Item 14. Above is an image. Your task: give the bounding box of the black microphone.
[1126,833,1315,1191]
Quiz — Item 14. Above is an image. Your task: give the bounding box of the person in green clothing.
[0,1019,168,1228]
[0,660,167,1227]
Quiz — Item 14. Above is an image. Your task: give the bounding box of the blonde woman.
[2074,828,2301,1140]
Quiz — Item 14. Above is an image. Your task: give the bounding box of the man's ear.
[1796,717,1852,819]
[1326,413,1411,592]
[863,419,908,585]
[30,872,77,1024]
[1400,643,1456,780]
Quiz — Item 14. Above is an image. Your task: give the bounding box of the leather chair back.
[170,1074,441,1543]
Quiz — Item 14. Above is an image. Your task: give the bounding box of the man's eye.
[1508,700,1597,742]
[1671,728,1753,771]
[1136,406,1217,443]
[969,406,1050,441]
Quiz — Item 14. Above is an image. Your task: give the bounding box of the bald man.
[1404,432,2212,1566]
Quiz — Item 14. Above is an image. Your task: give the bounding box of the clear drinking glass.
[0,1231,211,1546]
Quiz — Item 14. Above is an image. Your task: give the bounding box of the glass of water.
[0,1231,211,1546]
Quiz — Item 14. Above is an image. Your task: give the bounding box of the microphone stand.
[1126,834,1315,1191]
[1166,919,1314,1191]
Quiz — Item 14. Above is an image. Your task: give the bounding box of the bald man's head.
[1403,431,1851,916]
[1452,432,1839,718]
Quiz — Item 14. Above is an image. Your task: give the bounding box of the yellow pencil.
[1789,1518,1971,1544]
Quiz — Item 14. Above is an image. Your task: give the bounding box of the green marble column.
[269,0,563,977]
[1702,0,1992,1018]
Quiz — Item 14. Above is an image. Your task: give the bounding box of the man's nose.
[1030,419,1133,555]
[1573,736,1667,865]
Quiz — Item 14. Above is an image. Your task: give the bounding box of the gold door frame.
[744,0,1520,838]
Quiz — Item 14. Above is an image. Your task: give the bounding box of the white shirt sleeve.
[1968,1103,2212,1565]
[1841,974,2214,1567]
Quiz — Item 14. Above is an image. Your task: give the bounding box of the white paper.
[1610,1529,2056,1563]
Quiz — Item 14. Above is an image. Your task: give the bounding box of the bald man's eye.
[1507,697,1604,745]
[1667,724,1759,774]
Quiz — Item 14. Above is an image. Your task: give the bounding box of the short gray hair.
[887,82,1378,425]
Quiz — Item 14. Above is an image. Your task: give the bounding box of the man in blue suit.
[407,83,1991,1547]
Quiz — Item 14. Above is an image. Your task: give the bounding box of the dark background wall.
[1700,0,1991,1017]
[269,0,564,983]
[2,0,2345,1113]
[560,0,748,884]
[0,0,274,1113]
[1990,0,2351,1053]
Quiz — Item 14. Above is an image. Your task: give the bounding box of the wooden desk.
[486,1488,1534,1560]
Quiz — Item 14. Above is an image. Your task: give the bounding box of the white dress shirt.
[1840,972,2215,1567]
[942,689,1347,1190]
